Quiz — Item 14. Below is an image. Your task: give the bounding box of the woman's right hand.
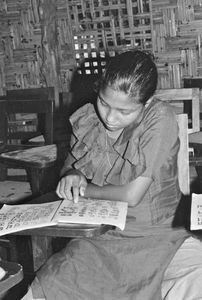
[56,169,87,203]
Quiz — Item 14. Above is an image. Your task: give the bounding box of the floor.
[0,169,34,299]
[0,169,32,206]
[0,168,69,300]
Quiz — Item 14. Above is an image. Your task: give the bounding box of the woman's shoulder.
[144,98,177,123]
[138,98,179,140]
[69,102,104,146]
[70,103,98,130]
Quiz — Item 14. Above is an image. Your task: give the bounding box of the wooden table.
[14,223,113,239]
[9,191,114,271]
[0,145,60,195]
[12,224,113,272]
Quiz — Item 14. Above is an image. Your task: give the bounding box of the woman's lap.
[22,236,202,300]
[162,236,202,300]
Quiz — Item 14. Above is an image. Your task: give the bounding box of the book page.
[0,201,61,236]
[54,197,128,231]
[190,193,202,230]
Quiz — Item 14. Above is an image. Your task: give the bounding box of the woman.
[23,50,202,300]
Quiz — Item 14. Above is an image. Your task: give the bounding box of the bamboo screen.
[1,0,202,95]
[71,0,152,75]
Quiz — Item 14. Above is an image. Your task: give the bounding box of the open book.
[190,193,202,230]
[0,197,128,236]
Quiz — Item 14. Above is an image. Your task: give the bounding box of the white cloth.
[21,279,45,300]
[162,236,202,300]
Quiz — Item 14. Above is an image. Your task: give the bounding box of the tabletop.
[13,191,115,238]
[0,144,57,169]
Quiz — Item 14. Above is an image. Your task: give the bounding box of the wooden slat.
[155,88,200,134]
[192,87,200,134]
[176,114,190,195]
[6,100,54,114]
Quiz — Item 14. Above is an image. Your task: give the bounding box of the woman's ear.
[145,96,154,108]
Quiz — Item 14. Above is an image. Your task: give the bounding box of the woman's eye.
[120,110,132,115]
[99,98,107,106]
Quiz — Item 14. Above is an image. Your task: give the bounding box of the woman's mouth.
[105,123,119,131]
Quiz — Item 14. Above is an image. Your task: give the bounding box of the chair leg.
[26,168,45,196]
[0,236,18,262]
[195,166,202,193]
[26,166,59,196]
[0,163,7,181]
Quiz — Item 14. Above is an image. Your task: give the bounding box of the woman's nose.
[106,108,115,123]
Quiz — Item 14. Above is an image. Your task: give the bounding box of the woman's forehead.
[99,86,141,110]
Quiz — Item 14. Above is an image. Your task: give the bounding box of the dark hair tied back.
[98,50,158,105]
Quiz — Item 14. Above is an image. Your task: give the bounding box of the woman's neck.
[106,128,123,141]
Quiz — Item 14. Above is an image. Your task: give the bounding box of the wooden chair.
[176,114,190,195]
[6,87,55,102]
[184,77,202,130]
[5,87,55,145]
[155,88,200,134]
[0,91,57,275]
[0,97,56,195]
[155,88,202,193]
[0,99,54,147]
[0,88,70,194]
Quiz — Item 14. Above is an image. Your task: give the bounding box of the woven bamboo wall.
[1,0,202,97]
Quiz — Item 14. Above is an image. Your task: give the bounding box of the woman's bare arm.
[84,176,152,207]
[56,169,152,207]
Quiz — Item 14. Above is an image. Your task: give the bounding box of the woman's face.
[97,85,144,132]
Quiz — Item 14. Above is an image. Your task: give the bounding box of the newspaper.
[55,198,128,230]
[0,197,128,236]
[0,201,60,236]
[190,193,202,230]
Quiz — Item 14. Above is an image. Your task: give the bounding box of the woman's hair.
[99,50,158,105]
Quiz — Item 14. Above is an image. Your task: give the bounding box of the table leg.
[31,236,53,271]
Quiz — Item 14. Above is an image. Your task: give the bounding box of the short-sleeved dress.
[32,98,190,300]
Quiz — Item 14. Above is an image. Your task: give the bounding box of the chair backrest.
[154,88,190,195]
[155,88,200,134]
[6,87,55,102]
[6,87,55,144]
[176,114,190,195]
[0,99,54,146]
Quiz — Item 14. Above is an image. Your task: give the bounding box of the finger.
[63,179,73,200]
[72,184,79,203]
[56,178,72,201]
[79,186,85,197]
[56,181,63,199]
[79,177,87,198]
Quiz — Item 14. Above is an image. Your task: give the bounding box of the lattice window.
[69,0,153,75]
